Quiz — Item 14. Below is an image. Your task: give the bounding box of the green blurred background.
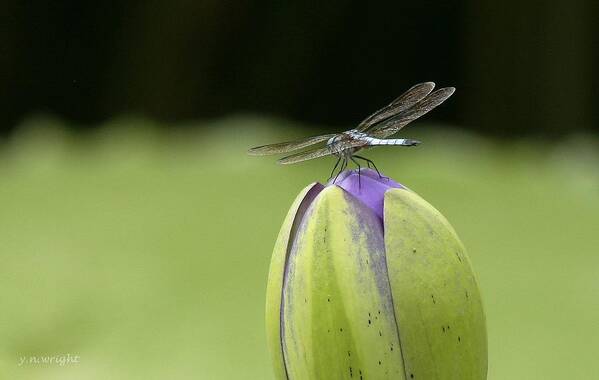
[1,1,599,379]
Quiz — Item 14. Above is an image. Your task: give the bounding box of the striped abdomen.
[363,136,421,146]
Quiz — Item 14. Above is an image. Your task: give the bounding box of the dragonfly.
[248,82,455,183]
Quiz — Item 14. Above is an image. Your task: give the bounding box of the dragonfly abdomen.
[363,137,421,146]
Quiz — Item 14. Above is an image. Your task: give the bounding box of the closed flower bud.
[265,169,487,380]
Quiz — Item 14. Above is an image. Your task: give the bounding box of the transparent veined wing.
[277,139,365,165]
[247,133,336,156]
[357,82,435,132]
[277,146,334,164]
[371,87,455,138]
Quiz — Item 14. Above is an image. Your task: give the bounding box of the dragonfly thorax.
[346,129,369,140]
[326,129,369,156]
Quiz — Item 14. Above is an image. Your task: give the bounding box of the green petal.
[384,188,488,380]
[266,183,323,380]
[280,186,406,380]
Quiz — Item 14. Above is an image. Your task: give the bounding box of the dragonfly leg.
[332,157,347,184]
[350,156,362,188]
[353,155,387,180]
[359,157,373,169]
[328,156,342,182]
[340,157,348,178]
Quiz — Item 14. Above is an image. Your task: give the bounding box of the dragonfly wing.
[371,87,456,138]
[277,139,365,165]
[277,146,334,164]
[357,82,435,132]
[248,134,336,156]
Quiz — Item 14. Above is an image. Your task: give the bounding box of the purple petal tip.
[327,169,404,220]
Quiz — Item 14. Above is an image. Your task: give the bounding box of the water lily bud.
[265,169,487,380]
